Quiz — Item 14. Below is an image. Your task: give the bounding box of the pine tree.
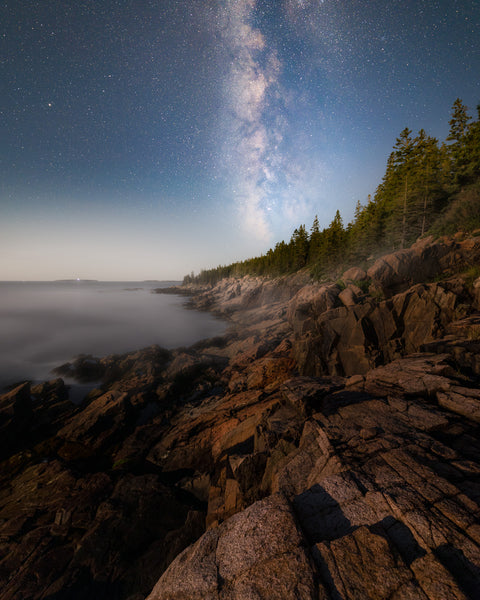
[308,215,322,263]
[292,225,309,269]
[393,127,414,166]
[454,102,480,184]
[447,98,470,143]
[353,200,363,222]
[446,98,472,184]
[323,210,345,264]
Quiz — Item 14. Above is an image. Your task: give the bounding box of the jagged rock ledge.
[1,234,480,599]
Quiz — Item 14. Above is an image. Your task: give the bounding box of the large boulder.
[366,236,450,293]
[147,494,320,600]
[367,235,480,295]
[342,266,367,282]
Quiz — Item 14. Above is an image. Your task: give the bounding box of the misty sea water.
[0,281,226,390]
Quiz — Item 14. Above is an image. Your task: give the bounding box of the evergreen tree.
[447,98,470,143]
[308,215,321,263]
[291,225,309,269]
[320,210,345,268]
[447,98,472,184]
[454,102,480,184]
[353,200,363,222]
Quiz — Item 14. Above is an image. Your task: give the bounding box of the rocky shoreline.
[1,234,480,599]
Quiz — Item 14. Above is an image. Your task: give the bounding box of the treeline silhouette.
[185,99,480,285]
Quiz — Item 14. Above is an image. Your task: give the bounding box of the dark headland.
[2,104,480,599]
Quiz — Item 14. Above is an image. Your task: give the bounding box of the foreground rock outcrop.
[145,351,480,600]
[149,494,318,600]
[1,234,480,599]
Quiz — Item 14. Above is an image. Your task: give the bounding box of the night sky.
[1,0,479,280]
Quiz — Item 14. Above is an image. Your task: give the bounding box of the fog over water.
[0,281,226,390]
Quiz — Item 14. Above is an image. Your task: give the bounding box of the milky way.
[218,0,282,239]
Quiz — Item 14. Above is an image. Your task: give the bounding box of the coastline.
[0,281,225,392]
[1,234,480,599]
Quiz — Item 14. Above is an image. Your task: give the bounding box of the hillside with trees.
[185,99,480,285]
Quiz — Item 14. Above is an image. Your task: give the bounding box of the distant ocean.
[0,281,226,390]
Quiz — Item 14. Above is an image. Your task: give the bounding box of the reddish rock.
[314,525,421,599]
[245,356,295,391]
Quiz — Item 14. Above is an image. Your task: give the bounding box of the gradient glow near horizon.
[1,1,479,280]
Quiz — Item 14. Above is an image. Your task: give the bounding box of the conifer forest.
[185,99,480,285]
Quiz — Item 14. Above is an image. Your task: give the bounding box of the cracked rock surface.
[1,234,480,599]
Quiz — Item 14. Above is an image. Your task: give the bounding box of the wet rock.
[54,345,172,386]
[54,354,104,382]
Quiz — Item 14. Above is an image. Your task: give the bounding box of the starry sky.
[1,0,479,280]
